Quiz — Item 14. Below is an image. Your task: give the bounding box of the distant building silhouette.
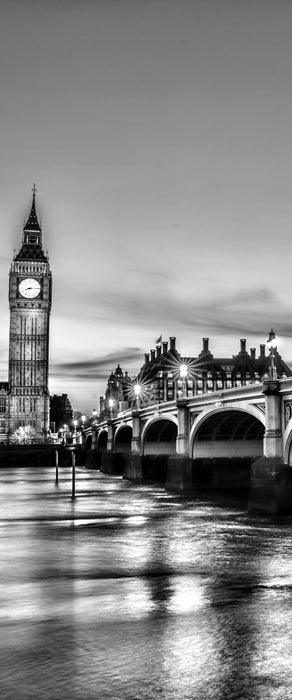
[50,394,73,433]
[99,364,132,419]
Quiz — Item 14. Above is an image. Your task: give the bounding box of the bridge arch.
[190,406,265,459]
[114,423,133,453]
[85,434,92,451]
[283,421,292,464]
[141,415,178,455]
[96,429,108,453]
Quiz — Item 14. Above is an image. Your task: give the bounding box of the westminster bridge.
[83,377,292,513]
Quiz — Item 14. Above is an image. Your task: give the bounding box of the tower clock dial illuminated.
[19,278,41,299]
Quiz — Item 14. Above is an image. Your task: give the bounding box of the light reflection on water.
[1,467,292,699]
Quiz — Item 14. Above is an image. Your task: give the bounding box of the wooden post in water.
[71,451,76,500]
[55,450,59,485]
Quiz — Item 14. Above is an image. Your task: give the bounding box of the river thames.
[1,465,292,699]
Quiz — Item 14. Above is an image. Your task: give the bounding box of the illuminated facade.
[138,336,292,403]
[101,335,292,416]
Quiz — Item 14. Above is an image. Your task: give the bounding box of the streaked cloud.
[75,283,290,338]
[51,347,143,380]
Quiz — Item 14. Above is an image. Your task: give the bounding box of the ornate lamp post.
[108,397,115,420]
[266,329,278,381]
[134,384,141,409]
[73,419,78,443]
[180,363,188,398]
[62,424,68,445]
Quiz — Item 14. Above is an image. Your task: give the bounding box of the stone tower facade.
[8,187,52,439]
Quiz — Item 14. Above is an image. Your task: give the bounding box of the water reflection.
[1,467,292,698]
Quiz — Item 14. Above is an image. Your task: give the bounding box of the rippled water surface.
[1,466,292,699]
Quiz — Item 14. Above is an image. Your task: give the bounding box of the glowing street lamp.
[81,414,86,429]
[108,397,115,420]
[266,329,278,381]
[180,363,188,398]
[92,408,97,426]
[134,384,141,409]
[73,419,78,435]
[62,424,68,445]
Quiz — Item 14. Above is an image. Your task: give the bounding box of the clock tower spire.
[8,187,52,441]
[16,185,47,261]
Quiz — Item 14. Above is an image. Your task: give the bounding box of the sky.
[1,0,292,414]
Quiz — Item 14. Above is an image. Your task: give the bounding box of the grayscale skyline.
[1,0,292,413]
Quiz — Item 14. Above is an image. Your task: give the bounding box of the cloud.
[125,267,171,281]
[79,283,292,339]
[178,288,292,337]
[51,346,143,380]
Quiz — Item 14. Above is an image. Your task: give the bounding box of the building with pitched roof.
[100,334,292,416]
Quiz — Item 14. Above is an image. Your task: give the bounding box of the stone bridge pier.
[249,379,292,514]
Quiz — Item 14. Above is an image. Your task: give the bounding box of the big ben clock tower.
[8,186,52,440]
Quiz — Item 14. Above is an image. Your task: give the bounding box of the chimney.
[150,349,155,362]
[203,338,209,352]
[169,337,176,351]
[144,353,149,365]
[260,344,266,358]
[240,339,246,353]
[162,341,168,354]
[250,348,256,360]
[156,345,161,357]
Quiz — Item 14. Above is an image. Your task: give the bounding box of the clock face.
[19,278,41,299]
